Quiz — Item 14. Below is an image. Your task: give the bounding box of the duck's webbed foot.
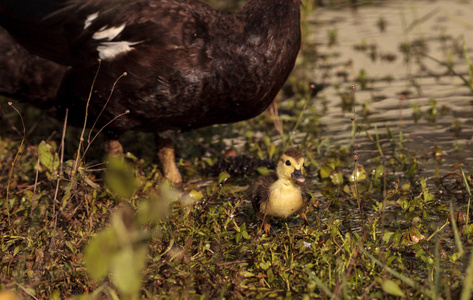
[156,133,183,186]
[260,213,272,235]
[263,220,272,235]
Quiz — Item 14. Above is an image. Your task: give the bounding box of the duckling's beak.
[291,169,305,183]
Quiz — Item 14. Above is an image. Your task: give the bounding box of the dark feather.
[0,0,301,136]
[283,149,303,161]
[248,173,278,214]
[0,27,66,107]
[0,0,301,183]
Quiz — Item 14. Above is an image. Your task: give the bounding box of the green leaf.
[382,279,405,297]
[235,232,242,243]
[267,268,275,283]
[38,141,59,173]
[406,160,418,177]
[330,170,344,185]
[50,290,61,300]
[319,164,333,179]
[218,171,230,184]
[84,228,119,281]
[189,190,203,201]
[267,143,277,159]
[450,252,462,263]
[350,165,367,182]
[401,182,411,191]
[256,167,271,176]
[260,261,271,270]
[374,165,385,180]
[111,246,147,296]
[382,231,394,243]
[420,178,434,202]
[105,156,136,198]
[240,223,250,239]
[239,271,255,277]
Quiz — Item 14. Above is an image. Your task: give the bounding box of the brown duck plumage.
[0,0,301,184]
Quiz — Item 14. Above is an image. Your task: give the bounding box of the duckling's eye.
[285,160,291,166]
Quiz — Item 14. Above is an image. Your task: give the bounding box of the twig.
[72,59,102,178]
[350,84,363,226]
[30,154,41,219]
[87,71,128,144]
[81,109,130,160]
[5,102,26,227]
[268,99,283,137]
[417,51,473,93]
[15,282,39,300]
[50,109,67,249]
[54,108,68,204]
[405,7,440,33]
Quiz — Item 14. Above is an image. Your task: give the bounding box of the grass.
[2,0,473,299]
[2,85,473,298]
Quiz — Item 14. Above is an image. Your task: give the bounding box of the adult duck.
[0,0,301,184]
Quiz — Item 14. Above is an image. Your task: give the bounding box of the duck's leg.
[267,98,282,136]
[156,133,183,186]
[300,212,311,227]
[260,211,272,234]
[263,219,272,235]
[103,130,124,156]
[104,139,124,156]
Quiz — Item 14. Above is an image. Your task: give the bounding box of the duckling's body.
[261,174,305,218]
[249,149,310,234]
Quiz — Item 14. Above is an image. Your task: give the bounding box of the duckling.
[248,149,311,234]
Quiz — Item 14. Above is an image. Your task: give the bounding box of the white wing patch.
[97,41,141,60]
[88,20,139,61]
[93,23,126,41]
[84,12,99,29]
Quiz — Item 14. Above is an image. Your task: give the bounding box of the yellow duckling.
[248,149,311,234]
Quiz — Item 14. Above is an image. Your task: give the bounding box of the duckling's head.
[276,149,305,183]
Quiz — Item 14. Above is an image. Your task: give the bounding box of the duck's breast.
[264,182,304,218]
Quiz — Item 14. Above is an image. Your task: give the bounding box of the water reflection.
[299,0,473,179]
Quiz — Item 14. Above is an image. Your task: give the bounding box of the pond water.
[301,0,473,179]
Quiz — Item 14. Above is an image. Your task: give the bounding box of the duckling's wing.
[248,174,277,212]
[300,182,313,204]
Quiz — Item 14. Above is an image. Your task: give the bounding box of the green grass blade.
[305,267,338,299]
[460,247,473,300]
[449,202,464,256]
